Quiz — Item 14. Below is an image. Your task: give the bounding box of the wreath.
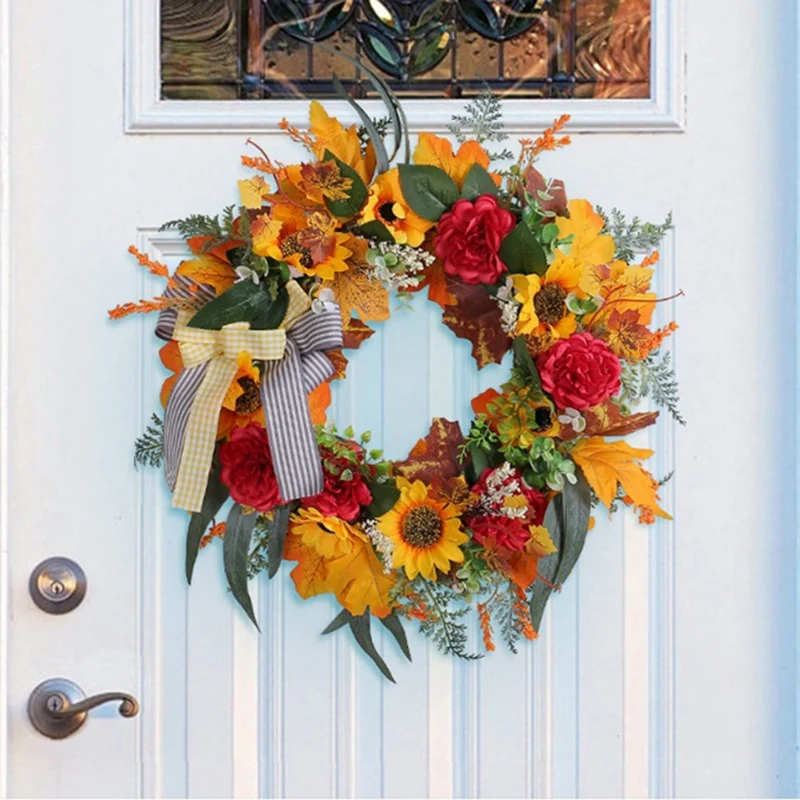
[111,68,681,681]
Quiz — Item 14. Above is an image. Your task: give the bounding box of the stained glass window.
[161,0,651,100]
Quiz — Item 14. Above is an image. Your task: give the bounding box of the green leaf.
[323,150,368,218]
[528,469,592,634]
[186,462,229,584]
[331,73,390,174]
[398,164,459,221]
[512,336,542,392]
[498,222,547,275]
[322,607,353,634]
[461,163,498,200]
[187,281,288,330]
[357,220,394,242]
[365,478,401,518]
[542,223,560,244]
[266,504,292,579]
[349,614,395,682]
[223,504,260,629]
[469,443,490,481]
[552,470,592,587]
[380,613,412,661]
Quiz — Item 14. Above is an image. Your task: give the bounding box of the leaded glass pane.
[160,0,651,100]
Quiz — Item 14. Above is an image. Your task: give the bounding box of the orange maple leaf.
[323,268,390,324]
[394,418,466,487]
[175,254,236,296]
[307,382,332,425]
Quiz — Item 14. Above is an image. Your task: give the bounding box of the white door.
[1,0,797,797]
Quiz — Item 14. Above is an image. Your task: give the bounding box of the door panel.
[2,1,797,798]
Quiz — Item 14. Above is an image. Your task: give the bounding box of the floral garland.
[112,73,681,680]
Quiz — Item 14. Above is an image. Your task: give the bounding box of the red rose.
[469,514,531,552]
[473,465,547,526]
[434,194,515,285]
[301,442,373,522]
[537,332,622,411]
[218,424,282,512]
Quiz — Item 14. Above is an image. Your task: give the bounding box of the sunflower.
[253,206,353,281]
[359,168,433,247]
[378,478,467,580]
[512,251,584,343]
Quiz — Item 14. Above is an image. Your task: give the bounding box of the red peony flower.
[301,442,373,522]
[472,465,547,526]
[469,514,531,552]
[434,194,515,285]
[536,332,622,411]
[218,423,282,512]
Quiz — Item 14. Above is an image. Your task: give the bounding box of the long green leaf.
[322,608,353,635]
[318,45,405,163]
[223,504,259,629]
[186,462,229,583]
[331,73,390,173]
[528,492,564,634]
[512,336,542,392]
[267,504,292,579]
[349,614,395,682]
[552,470,592,587]
[380,613,412,661]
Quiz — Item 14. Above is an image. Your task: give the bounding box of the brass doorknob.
[28,678,139,739]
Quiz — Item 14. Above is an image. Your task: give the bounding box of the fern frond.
[622,350,686,425]
[596,207,673,262]
[447,87,512,160]
[134,414,164,468]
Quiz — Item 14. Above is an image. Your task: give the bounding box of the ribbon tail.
[261,339,325,502]
[163,362,209,490]
[171,357,238,513]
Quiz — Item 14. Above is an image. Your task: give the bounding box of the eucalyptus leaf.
[498,222,547,275]
[187,281,288,330]
[380,613,412,661]
[552,469,592,587]
[267,504,292,579]
[323,150,368,218]
[365,478,401,518]
[223,504,260,629]
[186,462,229,583]
[398,164,459,221]
[512,336,542,392]
[349,614,396,682]
[461,163,498,200]
[528,494,564,634]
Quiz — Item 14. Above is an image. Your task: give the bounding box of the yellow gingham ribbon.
[170,281,311,513]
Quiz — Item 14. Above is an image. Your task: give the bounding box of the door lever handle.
[28,678,139,739]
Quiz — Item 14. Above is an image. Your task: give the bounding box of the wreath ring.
[112,67,680,680]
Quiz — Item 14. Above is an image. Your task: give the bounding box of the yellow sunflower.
[378,478,467,580]
[359,168,433,247]
[512,251,584,341]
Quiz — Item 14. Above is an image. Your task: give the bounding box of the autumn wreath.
[112,68,681,680]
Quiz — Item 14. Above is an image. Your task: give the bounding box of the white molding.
[0,0,10,794]
[124,0,686,135]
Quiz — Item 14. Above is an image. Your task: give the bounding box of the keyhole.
[46,694,63,713]
[50,581,64,596]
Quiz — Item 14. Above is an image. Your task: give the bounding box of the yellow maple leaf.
[175,254,236,296]
[571,437,671,519]
[556,199,616,266]
[528,525,557,557]
[413,133,498,189]
[285,537,330,600]
[238,176,269,209]
[325,538,395,618]
[323,267,390,323]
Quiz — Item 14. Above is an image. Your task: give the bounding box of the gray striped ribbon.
[163,299,343,503]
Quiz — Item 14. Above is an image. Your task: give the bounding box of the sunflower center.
[401,505,444,549]
[378,202,398,223]
[533,283,567,325]
[281,233,314,269]
[235,376,261,415]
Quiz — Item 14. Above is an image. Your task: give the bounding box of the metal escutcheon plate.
[29,557,87,614]
[28,678,87,739]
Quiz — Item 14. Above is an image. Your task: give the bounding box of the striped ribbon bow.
[163,280,343,514]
